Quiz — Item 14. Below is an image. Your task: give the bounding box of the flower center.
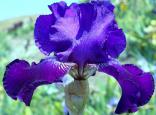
[69,64,97,80]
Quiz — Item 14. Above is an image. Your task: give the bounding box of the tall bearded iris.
[3,1,154,114]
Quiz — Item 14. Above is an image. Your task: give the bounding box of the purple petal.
[34,2,79,56]
[48,1,67,17]
[106,29,126,58]
[92,0,114,11]
[3,58,71,106]
[34,1,126,65]
[68,2,126,65]
[51,3,80,40]
[34,14,56,55]
[76,3,95,39]
[98,64,154,114]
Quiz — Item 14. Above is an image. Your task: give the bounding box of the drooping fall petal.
[3,58,71,106]
[99,64,154,114]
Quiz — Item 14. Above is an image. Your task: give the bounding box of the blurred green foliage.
[0,0,156,115]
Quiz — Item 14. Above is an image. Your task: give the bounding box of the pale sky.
[0,0,80,21]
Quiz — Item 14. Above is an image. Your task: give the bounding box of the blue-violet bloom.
[3,1,154,114]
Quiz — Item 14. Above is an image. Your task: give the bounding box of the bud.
[65,80,89,115]
[65,64,97,115]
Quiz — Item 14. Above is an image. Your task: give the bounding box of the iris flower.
[3,1,154,114]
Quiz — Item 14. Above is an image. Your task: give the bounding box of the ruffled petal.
[51,3,80,40]
[34,14,55,55]
[68,1,126,65]
[86,2,126,59]
[34,2,79,57]
[48,1,67,17]
[34,1,126,65]
[3,58,71,106]
[77,0,115,36]
[76,3,96,39]
[106,29,126,58]
[98,64,154,114]
[91,0,114,12]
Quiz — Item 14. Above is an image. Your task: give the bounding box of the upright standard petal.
[34,2,79,56]
[68,1,126,66]
[34,14,73,55]
[3,58,71,106]
[98,64,154,114]
[34,1,126,65]
[48,1,67,17]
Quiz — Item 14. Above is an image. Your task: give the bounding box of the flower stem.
[65,79,89,115]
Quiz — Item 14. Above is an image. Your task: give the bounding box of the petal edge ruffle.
[98,64,154,114]
[3,58,71,106]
